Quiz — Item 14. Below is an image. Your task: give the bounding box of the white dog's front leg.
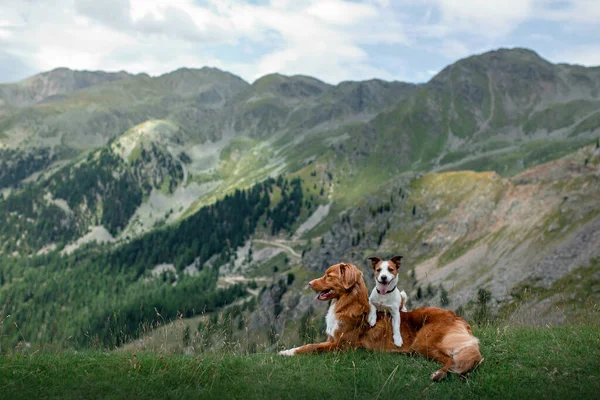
[391,309,403,347]
[367,302,377,327]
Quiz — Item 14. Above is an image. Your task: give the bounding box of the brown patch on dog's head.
[368,256,381,270]
[390,255,403,269]
[369,256,402,283]
[309,263,363,301]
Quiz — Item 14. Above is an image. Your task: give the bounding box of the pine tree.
[439,284,449,307]
[473,288,492,326]
[426,283,436,298]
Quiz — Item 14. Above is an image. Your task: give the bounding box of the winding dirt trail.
[253,239,302,258]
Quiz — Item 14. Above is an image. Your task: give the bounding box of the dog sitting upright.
[367,256,407,347]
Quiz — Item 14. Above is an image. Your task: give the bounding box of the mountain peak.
[159,67,247,82]
[0,67,135,107]
[429,47,556,85]
[252,73,329,98]
[156,66,249,100]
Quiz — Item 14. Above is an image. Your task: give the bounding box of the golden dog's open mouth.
[316,289,334,301]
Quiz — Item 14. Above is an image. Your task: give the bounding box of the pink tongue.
[379,283,389,293]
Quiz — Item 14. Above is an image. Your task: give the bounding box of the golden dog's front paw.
[278,348,298,356]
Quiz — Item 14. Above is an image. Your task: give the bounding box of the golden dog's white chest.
[325,300,339,338]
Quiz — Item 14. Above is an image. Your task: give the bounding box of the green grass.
[246,252,291,278]
[1,326,599,399]
[572,111,600,136]
[444,138,594,177]
[523,100,600,135]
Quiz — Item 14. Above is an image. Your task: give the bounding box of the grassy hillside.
[301,144,600,320]
[1,326,599,399]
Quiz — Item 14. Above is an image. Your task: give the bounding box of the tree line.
[0,174,305,349]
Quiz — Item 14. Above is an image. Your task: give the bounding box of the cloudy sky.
[1,0,599,84]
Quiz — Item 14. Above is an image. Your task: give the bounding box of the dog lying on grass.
[279,262,482,381]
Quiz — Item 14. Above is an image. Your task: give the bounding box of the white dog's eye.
[376,268,381,272]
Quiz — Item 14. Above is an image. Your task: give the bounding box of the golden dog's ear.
[367,256,381,270]
[390,255,403,268]
[340,263,363,290]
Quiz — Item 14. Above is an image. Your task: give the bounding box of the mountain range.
[0,48,598,351]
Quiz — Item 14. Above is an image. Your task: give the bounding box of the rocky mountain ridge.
[1,48,599,353]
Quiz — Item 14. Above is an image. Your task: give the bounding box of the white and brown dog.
[367,256,407,347]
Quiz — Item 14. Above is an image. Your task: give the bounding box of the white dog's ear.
[368,257,381,269]
[390,255,403,268]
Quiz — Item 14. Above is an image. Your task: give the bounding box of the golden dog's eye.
[376,268,381,272]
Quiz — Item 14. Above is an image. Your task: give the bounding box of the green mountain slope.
[0,48,599,353]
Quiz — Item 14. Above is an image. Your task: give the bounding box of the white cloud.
[550,45,600,67]
[540,0,600,23]
[0,0,598,84]
[433,0,535,37]
[306,1,377,25]
[438,39,471,59]
[0,0,410,83]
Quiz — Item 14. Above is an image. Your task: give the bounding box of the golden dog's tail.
[440,320,482,375]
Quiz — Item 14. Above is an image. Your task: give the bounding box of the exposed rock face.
[249,278,289,332]
[302,146,600,316]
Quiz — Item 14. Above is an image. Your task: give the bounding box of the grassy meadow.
[1,326,599,399]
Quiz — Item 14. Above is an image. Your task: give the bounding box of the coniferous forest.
[0,176,304,348]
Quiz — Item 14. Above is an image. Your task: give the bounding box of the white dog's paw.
[393,335,403,347]
[368,314,377,327]
[278,348,297,356]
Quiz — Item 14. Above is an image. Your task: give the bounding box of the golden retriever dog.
[279,262,482,381]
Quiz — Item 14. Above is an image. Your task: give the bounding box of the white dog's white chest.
[370,288,401,312]
[326,300,339,338]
